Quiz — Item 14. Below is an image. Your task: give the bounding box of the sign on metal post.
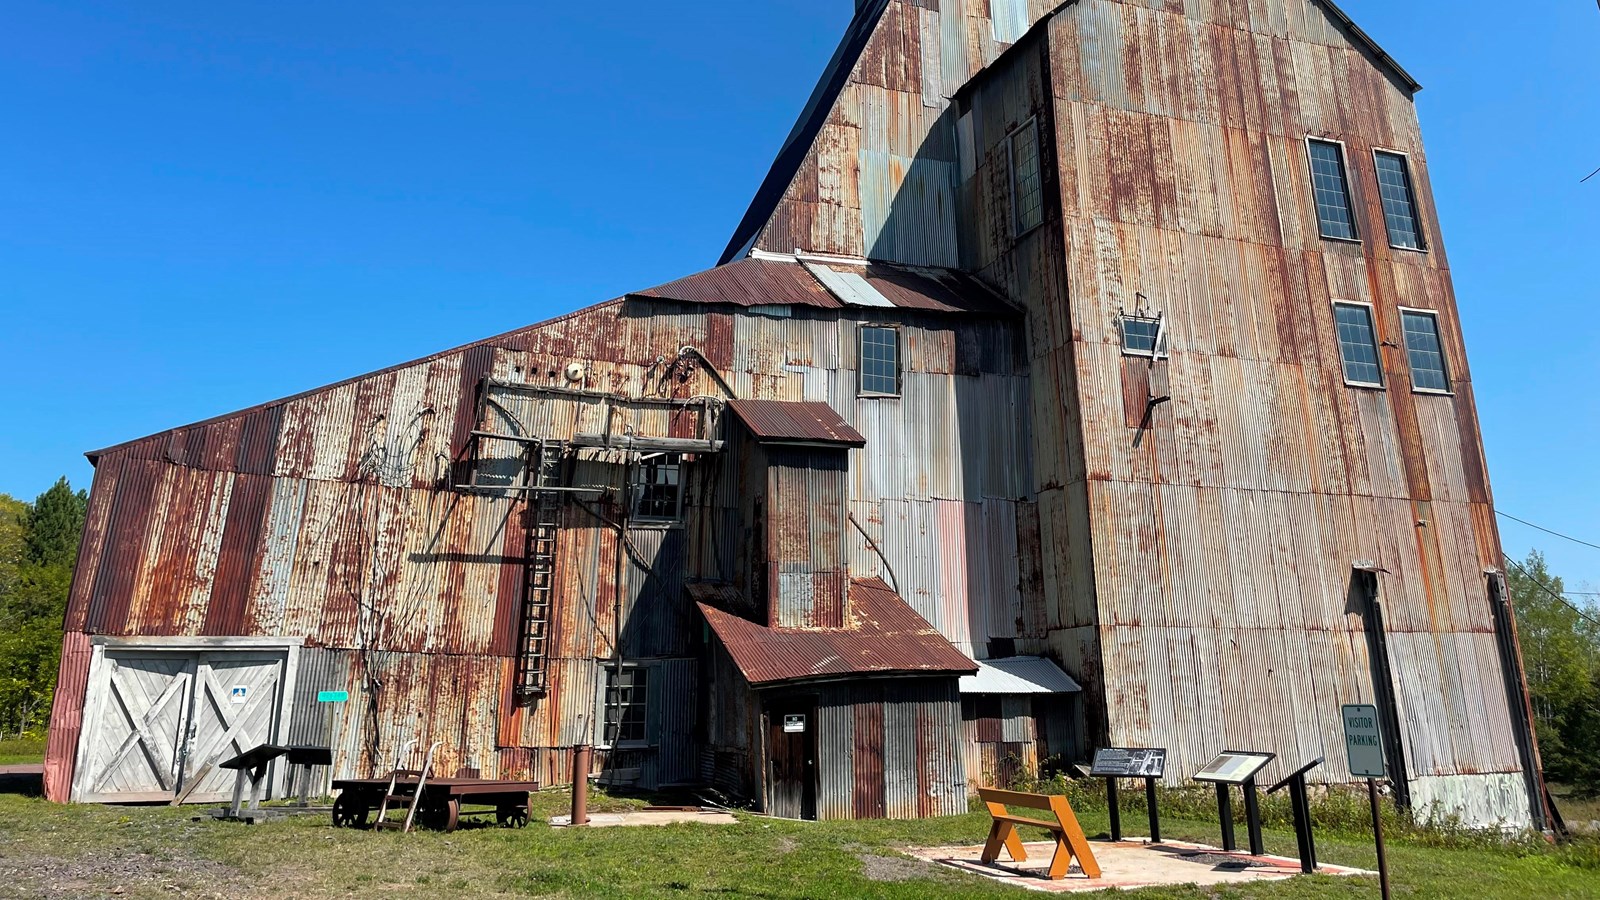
[1342,704,1386,778]
[1343,704,1392,900]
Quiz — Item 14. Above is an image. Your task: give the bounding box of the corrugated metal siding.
[809,677,966,821]
[42,632,92,802]
[995,0,1529,826]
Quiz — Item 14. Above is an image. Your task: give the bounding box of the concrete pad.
[548,809,739,828]
[907,839,1373,893]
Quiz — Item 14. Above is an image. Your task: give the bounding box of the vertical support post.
[1144,777,1161,843]
[1106,778,1121,842]
[229,768,246,820]
[571,745,592,827]
[1289,776,1315,873]
[1369,778,1391,900]
[1242,777,1264,856]
[296,764,314,808]
[1216,783,1235,851]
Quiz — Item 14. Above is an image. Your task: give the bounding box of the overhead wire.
[1496,510,1600,553]
[1504,556,1600,631]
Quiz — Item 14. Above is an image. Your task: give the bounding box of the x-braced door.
[76,653,196,803]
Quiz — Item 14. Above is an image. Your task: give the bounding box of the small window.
[1120,314,1165,357]
[630,453,683,522]
[1333,302,1384,388]
[1307,139,1358,241]
[602,666,649,747]
[1008,119,1044,236]
[1374,150,1425,250]
[1400,309,1450,393]
[859,325,900,396]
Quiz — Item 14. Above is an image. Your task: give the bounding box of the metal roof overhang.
[959,656,1082,695]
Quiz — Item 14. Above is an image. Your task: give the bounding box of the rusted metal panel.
[42,631,92,802]
[698,578,975,687]
[728,400,867,447]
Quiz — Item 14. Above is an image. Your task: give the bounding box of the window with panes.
[1009,119,1044,236]
[1400,309,1450,393]
[602,666,649,746]
[629,454,683,522]
[1308,139,1358,241]
[1374,151,1425,250]
[1333,302,1384,387]
[859,325,900,396]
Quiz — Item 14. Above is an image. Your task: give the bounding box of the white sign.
[1342,704,1386,778]
[230,685,249,705]
[783,714,806,734]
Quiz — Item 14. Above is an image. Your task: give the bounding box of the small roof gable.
[695,578,976,686]
[727,399,866,448]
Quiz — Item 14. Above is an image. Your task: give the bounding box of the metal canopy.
[958,656,1081,695]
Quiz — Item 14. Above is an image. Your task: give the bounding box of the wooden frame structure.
[976,787,1101,880]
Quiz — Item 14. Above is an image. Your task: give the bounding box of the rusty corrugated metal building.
[45,0,1547,828]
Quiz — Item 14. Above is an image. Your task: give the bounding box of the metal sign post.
[1090,748,1167,843]
[1343,704,1392,900]
[1192,751,1275,856]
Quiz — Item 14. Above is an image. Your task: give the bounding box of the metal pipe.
[572,745,592,827]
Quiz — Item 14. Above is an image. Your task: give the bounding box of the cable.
[1496,510,1600,553]
[1505,556,1600,631]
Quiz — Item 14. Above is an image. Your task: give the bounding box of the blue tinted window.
[1334,303,1383,387]
[1375,151,1424,250]
[1121,316,1161,355]
[1309,140,1358,241]
[1401,310,1450,392]
[860,326,899,395]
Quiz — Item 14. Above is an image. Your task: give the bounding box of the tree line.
[0,478,86,738]
[1508,550,1600,796]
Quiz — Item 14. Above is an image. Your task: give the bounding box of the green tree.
[23,477,86,568]
[0,479,87,737]
[1508,550,1600,795]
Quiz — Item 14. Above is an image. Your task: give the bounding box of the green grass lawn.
[0,787,1596,899]
[0,737,44,767]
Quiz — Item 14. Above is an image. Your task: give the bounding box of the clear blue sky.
[2,1,1597,589]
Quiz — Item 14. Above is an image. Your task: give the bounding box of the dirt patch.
[858,852,933,883]
[775,836,798,854]
[0,849,248,899]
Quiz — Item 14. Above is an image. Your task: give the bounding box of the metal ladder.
[373,740,441,833]
[516,440,566,697]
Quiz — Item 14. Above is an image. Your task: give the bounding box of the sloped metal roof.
[959,656,1082,695]
[630,255,1015,317]
[695,578,976,686]
[727,399,866,447]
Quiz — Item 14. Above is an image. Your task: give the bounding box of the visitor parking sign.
[1342,704,1386,778]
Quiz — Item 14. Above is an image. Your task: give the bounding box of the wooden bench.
[977,787,1101,880]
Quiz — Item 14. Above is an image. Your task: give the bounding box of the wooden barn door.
[173,652,287,804]
[765,698,817,820]
[75,652,197,803]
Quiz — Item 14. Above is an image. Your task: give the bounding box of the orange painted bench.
[976,787,1102,880]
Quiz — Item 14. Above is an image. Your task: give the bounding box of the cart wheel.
[332,794,370,828]
[444,798,460,832]
[497,805,529,828]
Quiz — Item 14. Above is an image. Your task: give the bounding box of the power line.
[1505,556,1600,631]
[1496,510,1600,554]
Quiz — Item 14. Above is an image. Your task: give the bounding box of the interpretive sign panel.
[1192,751,1275,785]
[1090,748,1167,778]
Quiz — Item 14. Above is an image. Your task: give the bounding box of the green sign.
[317,690,350,703]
